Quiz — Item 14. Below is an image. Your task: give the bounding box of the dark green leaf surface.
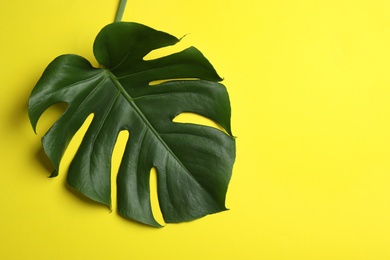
[29,22,235,227]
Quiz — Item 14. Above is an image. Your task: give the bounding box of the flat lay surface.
[1,0,390,259]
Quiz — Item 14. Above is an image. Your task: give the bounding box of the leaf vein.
[49,72,103,96]
[88,87,120,203]
[107,71,208,194]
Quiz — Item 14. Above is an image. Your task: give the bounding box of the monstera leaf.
[28,22,235,227]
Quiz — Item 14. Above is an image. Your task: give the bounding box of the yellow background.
[2,0,390,259]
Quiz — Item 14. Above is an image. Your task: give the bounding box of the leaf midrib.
[104,69,211,197]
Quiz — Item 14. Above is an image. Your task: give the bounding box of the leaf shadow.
[35,146,55,175]
[63,179,160,229]
[63,179,108,209]
[117,213,163,229]
[10,91,29,130]
[8,72,40,132]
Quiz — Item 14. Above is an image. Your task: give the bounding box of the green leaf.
[28,22,236,227]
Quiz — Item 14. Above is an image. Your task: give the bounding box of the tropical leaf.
[28,22,236,227]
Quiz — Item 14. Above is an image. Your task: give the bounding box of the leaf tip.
[48,169,58,178]
[179,33,190,42]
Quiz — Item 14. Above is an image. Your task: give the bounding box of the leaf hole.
[173,112,228,134]
[36,102,68,134]
[111,130,130,211]
[60,113,94,176]
[150,167,165,226]
[149,78,199,86]
[143,37,190,61]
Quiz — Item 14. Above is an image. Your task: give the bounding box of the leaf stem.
[115,0,127,22]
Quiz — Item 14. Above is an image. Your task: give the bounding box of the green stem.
[115,0,127,22]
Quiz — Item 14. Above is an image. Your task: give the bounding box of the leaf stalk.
[115,0,127,22]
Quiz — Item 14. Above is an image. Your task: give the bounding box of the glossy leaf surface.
[29,22,235,227]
